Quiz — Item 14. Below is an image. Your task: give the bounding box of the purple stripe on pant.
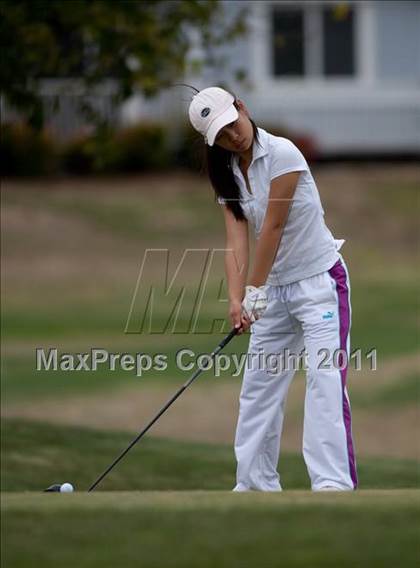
[328,259,358,488]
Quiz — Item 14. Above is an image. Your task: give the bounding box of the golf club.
[44,326,240,493]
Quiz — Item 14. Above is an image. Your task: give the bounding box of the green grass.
[3,169,419,567]
[370,180,420,218]
[350,280,419,358]
[2,183,220,242]
[3,279,419,348]
[2,491,420,568]
[2,176,419,406]
[1,419,420,567]
[352,373,420,408]
[1,275,418,403]
[2,419,419,493]
[1,331,252,401]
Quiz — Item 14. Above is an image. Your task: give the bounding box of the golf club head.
[44,484,62,492]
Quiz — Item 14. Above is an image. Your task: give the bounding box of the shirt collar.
[231,127,269,172]
[253,127,269,161]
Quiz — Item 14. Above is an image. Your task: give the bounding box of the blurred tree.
[0,0,247,129]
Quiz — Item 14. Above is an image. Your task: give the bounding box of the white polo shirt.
[217,127,343,286]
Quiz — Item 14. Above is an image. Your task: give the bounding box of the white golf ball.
[60,482,74,493]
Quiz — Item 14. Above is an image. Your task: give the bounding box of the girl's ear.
[236,98,250,117]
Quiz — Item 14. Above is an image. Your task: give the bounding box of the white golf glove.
[241,285,268,323]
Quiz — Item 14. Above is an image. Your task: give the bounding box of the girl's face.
[213,100,254,154]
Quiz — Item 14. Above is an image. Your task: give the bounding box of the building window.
[272,3,356,78]
[272,9,304,76]
[323,5,354,76]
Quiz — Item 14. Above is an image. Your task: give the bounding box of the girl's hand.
[241,285,268,323]
[229,299,252,335]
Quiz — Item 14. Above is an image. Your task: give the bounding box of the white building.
[234,0,420,156]
[125,0,420,157]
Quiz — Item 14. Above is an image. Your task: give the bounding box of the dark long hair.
[177,84,260,221]
[206,101,260,221]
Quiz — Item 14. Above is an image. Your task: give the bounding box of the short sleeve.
[270,138,308,181]
[217,196,227,205]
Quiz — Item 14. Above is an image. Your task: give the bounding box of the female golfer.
[188,86,357,492]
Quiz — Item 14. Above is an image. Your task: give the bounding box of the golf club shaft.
[88,326,239,492]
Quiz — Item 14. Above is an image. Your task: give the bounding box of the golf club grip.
[218,326,240,349]
[87,327,239,492]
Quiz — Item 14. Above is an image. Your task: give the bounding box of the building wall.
[239,0,420,155]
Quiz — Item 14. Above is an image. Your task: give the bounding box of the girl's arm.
[248,171,300,288]
[221,204,249,302]
[220,205,253,334]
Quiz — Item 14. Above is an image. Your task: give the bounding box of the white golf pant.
[233,256,358,492]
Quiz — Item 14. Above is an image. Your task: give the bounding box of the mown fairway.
[1,419,420,568]
[3,490,419,568]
